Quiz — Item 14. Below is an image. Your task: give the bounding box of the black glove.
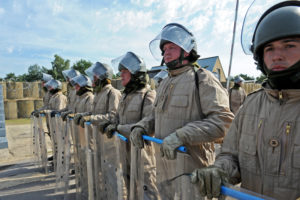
[74,113,84,125]
[190,166,229,199]
[31,110,37,116]
[50,110,60,118]
[33,111,40,117]
[61,111,72,121]
[98,120,110,133]
[105,123,118,138]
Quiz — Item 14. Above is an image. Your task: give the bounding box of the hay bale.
[23,82,39,98]
[34,99,44,110]
[17,99,34,118]
[6,82,23,99]
[0,82,6,100]
[4,100,18,119]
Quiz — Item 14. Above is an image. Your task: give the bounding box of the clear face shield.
[70,75,92,88]
[62,69,80,81]
[42,73,53,83]
[111,52,147,75]
[44,79,61,91]
[149,23,196,61]
[241,0,285,55]
[85,62,113,83]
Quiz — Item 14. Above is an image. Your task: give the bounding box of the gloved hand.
[33,111,40,117]
[74,113,84,125]
[98,119,110,133]
[79,115,91,128]
[105,123,118,138]
[50,110,60,118]
[67,113,76,119]
[190,166,229,199]
[31,110,37,116]
[160,132,184,160]
[61,111,72,121]
[130,127,146,149]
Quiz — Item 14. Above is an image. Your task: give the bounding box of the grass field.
[5,118,31,125]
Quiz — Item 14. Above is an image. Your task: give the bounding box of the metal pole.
[226,0,239,90]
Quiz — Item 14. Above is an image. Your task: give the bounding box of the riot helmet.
[42,73,53,83]
[242,0,300,74]
[70,74,92,88]
[112,52,147,75]
[44,79,62,92]
[149,23,199,68]
[234,76,245,84]
[85,62,114,82]
[242,0,300,89]
[62,69,80,81]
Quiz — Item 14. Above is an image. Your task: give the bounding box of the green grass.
[5,118,31,125]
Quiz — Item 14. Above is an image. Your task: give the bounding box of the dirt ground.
[0,120,75,200]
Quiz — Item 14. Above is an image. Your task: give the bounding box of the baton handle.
[142,135,187,153]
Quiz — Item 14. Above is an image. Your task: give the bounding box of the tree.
[22,64,43,82]
[4,73,18,81]
[72,59,93,75]
[50,54,70,81]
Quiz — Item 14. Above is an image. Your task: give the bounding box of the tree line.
[0,54,267,83]
[0,54,92,82]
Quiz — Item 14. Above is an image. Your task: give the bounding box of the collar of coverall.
[169,64,193,77]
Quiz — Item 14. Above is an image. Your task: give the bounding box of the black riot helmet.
[251,1,300,74]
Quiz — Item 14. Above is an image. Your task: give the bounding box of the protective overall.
[148,23,234,199]
[85,62,121,199]
[193,1,300,199]
[229,76,247,114]
[70,74,94,199]
[111,52,159,200]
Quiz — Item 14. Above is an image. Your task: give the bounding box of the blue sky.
[0,0,263,78]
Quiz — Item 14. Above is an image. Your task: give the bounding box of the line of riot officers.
[31,1,300,199]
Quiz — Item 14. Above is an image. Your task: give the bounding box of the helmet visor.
[149,23,195,60]
[241,0,284,55]
[70,75,92,87]
[42,73,53,82]
[111,52,146,74]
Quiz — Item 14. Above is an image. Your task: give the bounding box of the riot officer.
[229,76,247,114]
[134,23,234,199]
[190,1,300,199]
[103,52,159,199]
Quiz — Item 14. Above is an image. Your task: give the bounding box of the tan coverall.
[114,85,159,200]
[90,84,121,200]
[215,83,300,200]
[229,86,247,114]
[153,65,234,199]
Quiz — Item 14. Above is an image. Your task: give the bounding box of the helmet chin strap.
[161,49,187,70]
[264,59,300,89]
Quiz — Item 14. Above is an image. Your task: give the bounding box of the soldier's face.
[75,84,81,91]
[163,42,189,63]
[263,37,300,71]
[121,69,131,86]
